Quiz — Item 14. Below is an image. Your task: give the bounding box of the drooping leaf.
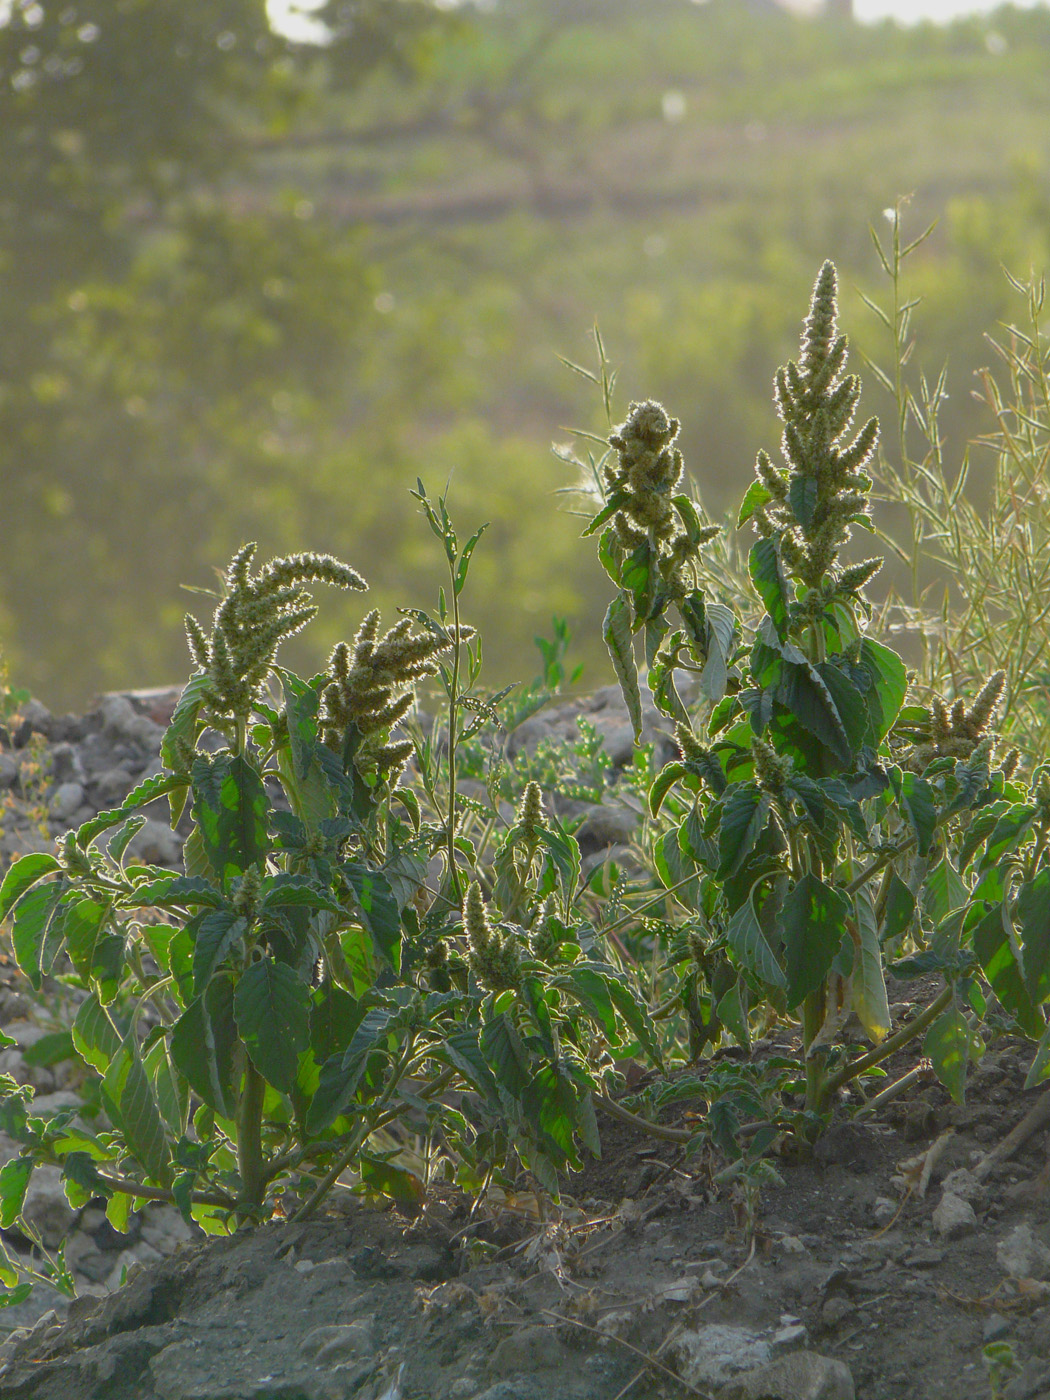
[923,1007,970,1105]
[890,769,938,858]
[726,885,786,991]
[737,478,773,528]
[76,771,186,850]
[717,783,771,879]
[880,873,917,944]
[233,958,310,1093]
[856,639,908,746]
[0,1158,33,1229]
[11,881,66,990]
[973,905,1044,1038]
[923,857,968,928]
[72,994,123,1075]
[103,1033,172,1186]
[192,911,248,995]
[160,671,211,773]
[342,864,401,973]
[851,887,891,1042]
[603,592,641,741]
[130,875,225,910]
[700,602,737,703]
[1016,870,1050,1006]
[780,873,850,1008]
[306,1006,396,1132]
[748,538,790,639]
[170,975,238,1119]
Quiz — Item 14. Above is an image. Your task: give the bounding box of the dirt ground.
[2,1024,1050,1400]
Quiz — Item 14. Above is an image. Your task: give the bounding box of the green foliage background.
[3,0,1050,709]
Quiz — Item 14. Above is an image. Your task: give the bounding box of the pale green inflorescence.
[750,260,882,594]
[463,880,521,993]
[186,542,366,724]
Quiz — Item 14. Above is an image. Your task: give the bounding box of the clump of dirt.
[2,1033,1050,1400]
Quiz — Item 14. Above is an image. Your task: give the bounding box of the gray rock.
[672,1325,773,1388]
[468,1384,543,1400]
[46,743,85,785]
[98,694,162,750]
[718,1350,855,1400]
[300,1319,376,1364]
[984,1312,1012,1344]
[488,1325,564,1374]
[0,753,20,789]
[932,1192,977,1238]
[48,780,85,820]
[126,819,182,868]
[140,1206,195,1254]
[998,1224,1050,1281]
[19,1163,78,1247]
[92,766,135,804]
[573,801,637,851]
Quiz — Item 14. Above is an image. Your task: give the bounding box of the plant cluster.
[4,250,1050,1313]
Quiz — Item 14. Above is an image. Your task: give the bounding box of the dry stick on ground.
[537,1307,714,1400]
[973,1085,1050,1184]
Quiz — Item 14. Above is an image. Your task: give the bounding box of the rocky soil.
[0,686,1049,1400]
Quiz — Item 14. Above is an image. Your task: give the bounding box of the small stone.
[820,1298,854,1329]
[998,1224,1050,1281]
[92,767,135,805]
[871,1197,898,1227]
[717,1350,855,1400]
[941,1167,984,1203]
[905,1245,945,1269]
[672,1325,772,1388]
[47,742,85,785]
[984,1312,1012,1344]
[932,1192,977,1239]
[0,753,20,789]
[770,1323,808,1350]
[126,819,182,868]
[49,780,85,820]
[489,1325,564,1374]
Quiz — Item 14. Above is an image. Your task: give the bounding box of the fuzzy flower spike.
[185,543,367,726]
[749,261,881,595]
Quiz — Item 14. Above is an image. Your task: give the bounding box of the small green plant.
[982,1340,1020,1400]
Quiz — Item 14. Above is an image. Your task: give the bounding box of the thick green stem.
[237,1060,267,1211]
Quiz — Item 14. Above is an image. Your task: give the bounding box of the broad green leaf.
[72,994,122,1075]
[856,639,908,746]
[604,974,664,1068]
[816,662,871,755]
[0,1158,32,1229]
[58,895,107,978]
[973,906,1044,1038]
[481,1013,533,1110]
[700,602,737,704]
[0,852,59,923]
[536,825,582,913]
[21,1031,75,1069]
[131,875,225,910]
[192,911,248,995]
[309,981,361,1062]
[557,965,617,1040]
[880,873,916,944]
[891,769,938,858]
[0,1284,33,1309]
[306,1006,395,1132]
[170,976,238,1119]
[726,886,786,991]
[358,1153,425,1206]
[1024,1021,1050,1090]
[788,474,818,528]
[776,659,852,766]
[441,1030,501,1108]
[342,864,401,973]
[160,670,210,773]
[603,592,641,741]
[12,881,65,990]
[233,958,310,1092]
[107,815,147,863]
[716,979,749,1048]
[1016,870,1050,1005]
[192,752,270,884]
[851,887,891,1042]
[748,538,790,639]
[780,873,850,1009]
[649,763,689,818]
[145,1040,189,1139]
[261,874,342,915]
[981,804,1037,870]
[717,783,771,879]
[103,1033,172,1186]
[653,827,698,905]
[923,1008,970,1105]
[583,490,631,538]
[923,857,968,927]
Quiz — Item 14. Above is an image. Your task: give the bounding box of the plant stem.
[95,1174,236,1209]
[446,579,464,903]
[822,981,953,1100]
[237,1060,266,1211]
[802,988,827,1114]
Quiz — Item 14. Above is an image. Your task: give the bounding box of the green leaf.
[981,804,1037,871]
[57,895,107,978]
[973,906,1044,1039]
[891,769,938,858]
[0,852,59,923]
[557,965,618,1040]
[726,885,786,991]
[737,478,773,528]
[11,881,65,990]
[192,753,271,884]
[700,602,737,704]
[1016,870,1050,1005]
[454,523,489,596]
[160,671,210,773]
[923,857,968,927]
[604,974,664,1068]
[22,1031,75,1069]
[233,958,310,1093]
[536,824,582,913]
[481,1013,533,1109]
[72,994,122,1075]
[103,1033,172,1186]
[603,592,641,741]
[748,539,790,639]
[170,976,238,1119]
[776,656,852,766]
[788,474,818,528]
[192,911,248,995]
[1024,1021,1050,1090]
[780,874,850,1008]
[107,814,147,864]
[76,771,186,850]
[131,875,225,910]
[342,864,401,973]
[880,873,916,944]
[582,489,631,537]
[856,640,908,746]
[261,875,342,914]
[649,763,689,818]
[923,1008,970,1105]
[851,887,891,1042]
[0,1158,32,1229]
[717,783,772,879]
[358,1153,425,1206]
[306,1007,394,1132]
